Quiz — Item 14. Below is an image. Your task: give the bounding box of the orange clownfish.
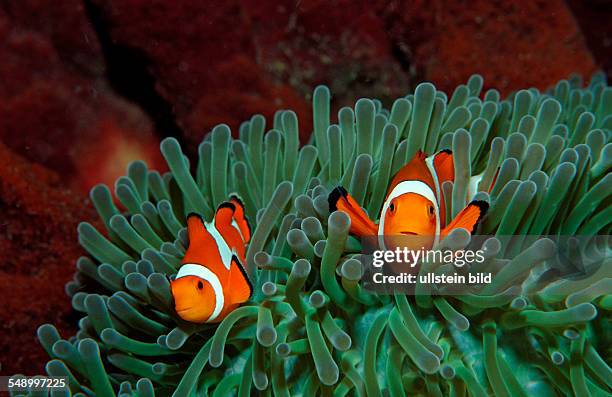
[171,196,252,323]
[329,150,490,248]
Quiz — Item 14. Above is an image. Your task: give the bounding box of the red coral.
[0,143,96,375]
[383,0,598,95]
[0,3,163,194]
[567,0,612,82]
[91,0,410,147]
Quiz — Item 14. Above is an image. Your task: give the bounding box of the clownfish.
[170,196,252,323]
[329,150,490,248]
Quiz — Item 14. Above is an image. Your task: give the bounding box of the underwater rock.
[567,0,612,81]
[87,0,411,148]
[81,0,601,154]
[381,0,598,95]
[0,4,162,193]
[0,143,97,375]
[1,0,104,76]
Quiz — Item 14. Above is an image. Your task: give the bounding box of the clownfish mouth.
[399,231,418,236]
[176,306,194,314]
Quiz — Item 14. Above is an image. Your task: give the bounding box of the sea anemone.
[32,73,611,397]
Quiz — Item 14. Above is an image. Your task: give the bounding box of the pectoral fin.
[328,186,378,236]
[441,200,489,238]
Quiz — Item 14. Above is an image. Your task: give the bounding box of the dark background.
[0,0,610,376]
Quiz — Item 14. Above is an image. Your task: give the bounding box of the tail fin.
[214,196,251,243]
[441,200,488,238]
[328,187,378,236]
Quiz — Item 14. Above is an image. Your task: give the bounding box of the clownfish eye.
[197,281,204,290]
[389,201,396,214]
[428,205,435,216]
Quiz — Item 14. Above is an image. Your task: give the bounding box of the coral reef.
[0,0,603,189]
[31,74,611,396]
[2,1,608,380]
[87,0,600,150]
[0,1,162,192]
[567,0,612,82]
[381,0,598,94]
[0,143,96,375]
[88,0,410,148]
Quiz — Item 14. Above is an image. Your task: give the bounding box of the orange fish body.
[329,150,489,249]
[171,197,252,324]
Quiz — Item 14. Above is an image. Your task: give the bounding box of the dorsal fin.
[183,213,226,274]
[229,195,251,243]
[386,151,437,202]
[213,201,248,260]
[184,214,217,257]
[428,150,454,226]
[432,149,454,186]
